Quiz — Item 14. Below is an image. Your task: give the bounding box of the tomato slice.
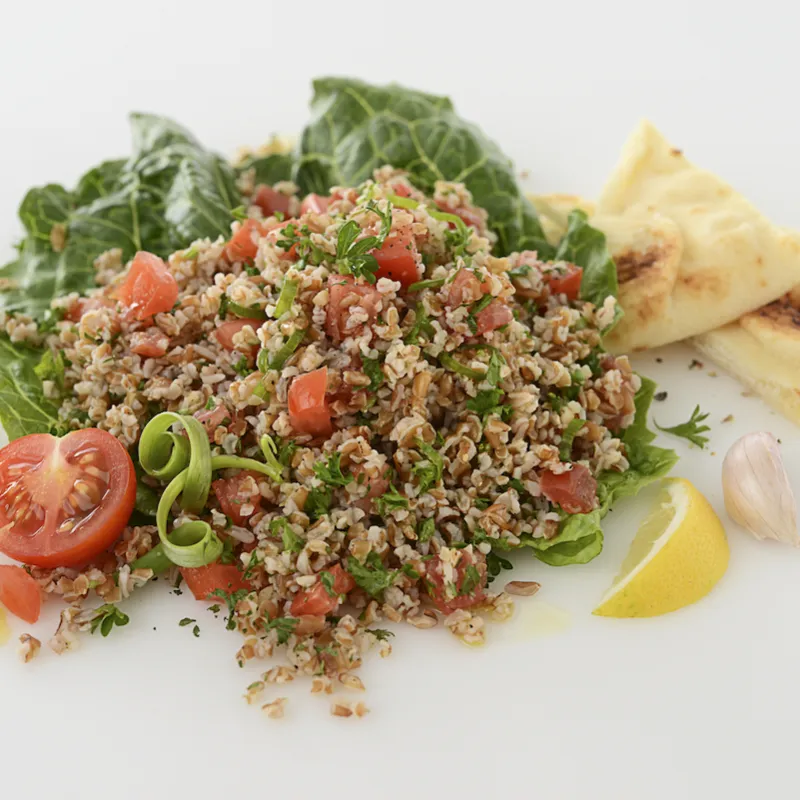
[540,464,597,514]
[253,185,293,219]
[545,263,583,300]
[288,367,332,437]
[373,228,420,287]
[0,565,41,623]
[212,471,262,526]
[474,299,513,334]
[0,430,137,568]
[130,327,169,358]
[181,563,250,601]
[300,193,329,215]
[425,548,487,614]
[114,251,179,321]
[226,218,266,263]
[213,319,260,353]
[325,276,382,342]
[290,564,354,616]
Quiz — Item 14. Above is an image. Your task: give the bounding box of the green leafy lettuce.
[0,113,240,321]
[295,77,552,258]
[523,376,678,566]
[555,209,623,330]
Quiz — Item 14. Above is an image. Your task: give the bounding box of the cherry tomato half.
[0,429,137,568]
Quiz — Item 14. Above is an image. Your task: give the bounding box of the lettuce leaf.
[0,336,60,440]
[295,77,553,258]
[0,113,240,321]
[522,376,677,566]
[555,209,623,331]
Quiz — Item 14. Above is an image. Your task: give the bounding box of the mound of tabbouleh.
[9,165,646,696]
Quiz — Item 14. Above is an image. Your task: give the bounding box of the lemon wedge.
[593,478,729,618]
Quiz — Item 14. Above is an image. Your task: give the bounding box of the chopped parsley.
[270,517,304,552]
[466,388,509,419]
[219,537,237,565]
[404,302,436,344]
[656,405,710,448]
[459,565,481,596]
[335,201,393,283]
[231,354,251,376]
[466,294,493,333]
[209,588,250,631]
[485,551,513,584]
[362,355,385,393]
[559,418,586,461]
[90,604,130,637]
[368,628,395,641]
[264,616,298,645]
[375,484,409,516]
[347,552,397,599]
[411,440,443,493]
[320,570,337,597]
[401,563,420,580]
[313,452,351,487]
[305,486,332,519]
[418,517,435,543]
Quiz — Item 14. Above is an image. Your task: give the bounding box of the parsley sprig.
[90,604,130,637]
[313,452,351,487]
[411,440,443,493]
[656,405,710,448]
[335,201,393,283]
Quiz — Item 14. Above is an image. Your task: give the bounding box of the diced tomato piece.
[265,221,299,260]
[288,367,332,437]
[226,219,266,263]
[325,275,382,342]
[213,319,260,353]
[351,463,390,512]
[439,203,484,230]
[193,404,231,438]
[64,296,115,323]
[212,470,262,526]
[114,251,179,321]
[181,563,250,601]
[545,263,583,300]
[474,299,513,335]
[540,464,597,514]
[253,185,293,219]
[130,327,169,358]
[425,548,487,614]
[290,564,354,616]
[300,194,329,215]
[447,269,491,307]
[373,228,420,287]
[0,565,42,624]
[390,181,412,198]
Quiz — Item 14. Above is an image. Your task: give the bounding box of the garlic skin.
[722,432,800,546]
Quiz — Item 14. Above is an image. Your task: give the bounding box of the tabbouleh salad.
[0,78,676,712]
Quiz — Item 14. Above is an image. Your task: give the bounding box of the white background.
[1,2,800,798]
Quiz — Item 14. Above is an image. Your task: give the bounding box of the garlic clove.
[721,432,800,546]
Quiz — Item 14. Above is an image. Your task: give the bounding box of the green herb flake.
[459,565,481,596]
[375,484,408,516]
[559,418,587,461]
[313,452,351,487]
[411,440,443,493]
[90,604,130,638]
[209,588,250,631]
[179,617,196,627]
[347,552,396,599]
[418,518,435,543]
[320,570,337,597]
[656,405,711,448]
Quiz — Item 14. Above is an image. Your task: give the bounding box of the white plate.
[2,3,800,798]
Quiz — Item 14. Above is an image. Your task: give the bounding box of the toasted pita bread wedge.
[593,120,800,352]
[529,194,596,245]
[694,290,800,425]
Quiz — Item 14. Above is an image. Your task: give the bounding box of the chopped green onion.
[387,194,419,210]
[139,412,210,512]
[131,543,171,574]
[438,352,486,381]
[258,435,285,483]
[226,301,267,320]
[559,419,586,461]
[408,278,446,292]
[273,279,298,318]
[268,328,306,371]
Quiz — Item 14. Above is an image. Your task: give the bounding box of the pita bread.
[593,120,800,352]
[694,291,800,425]
[528,194,595,245]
